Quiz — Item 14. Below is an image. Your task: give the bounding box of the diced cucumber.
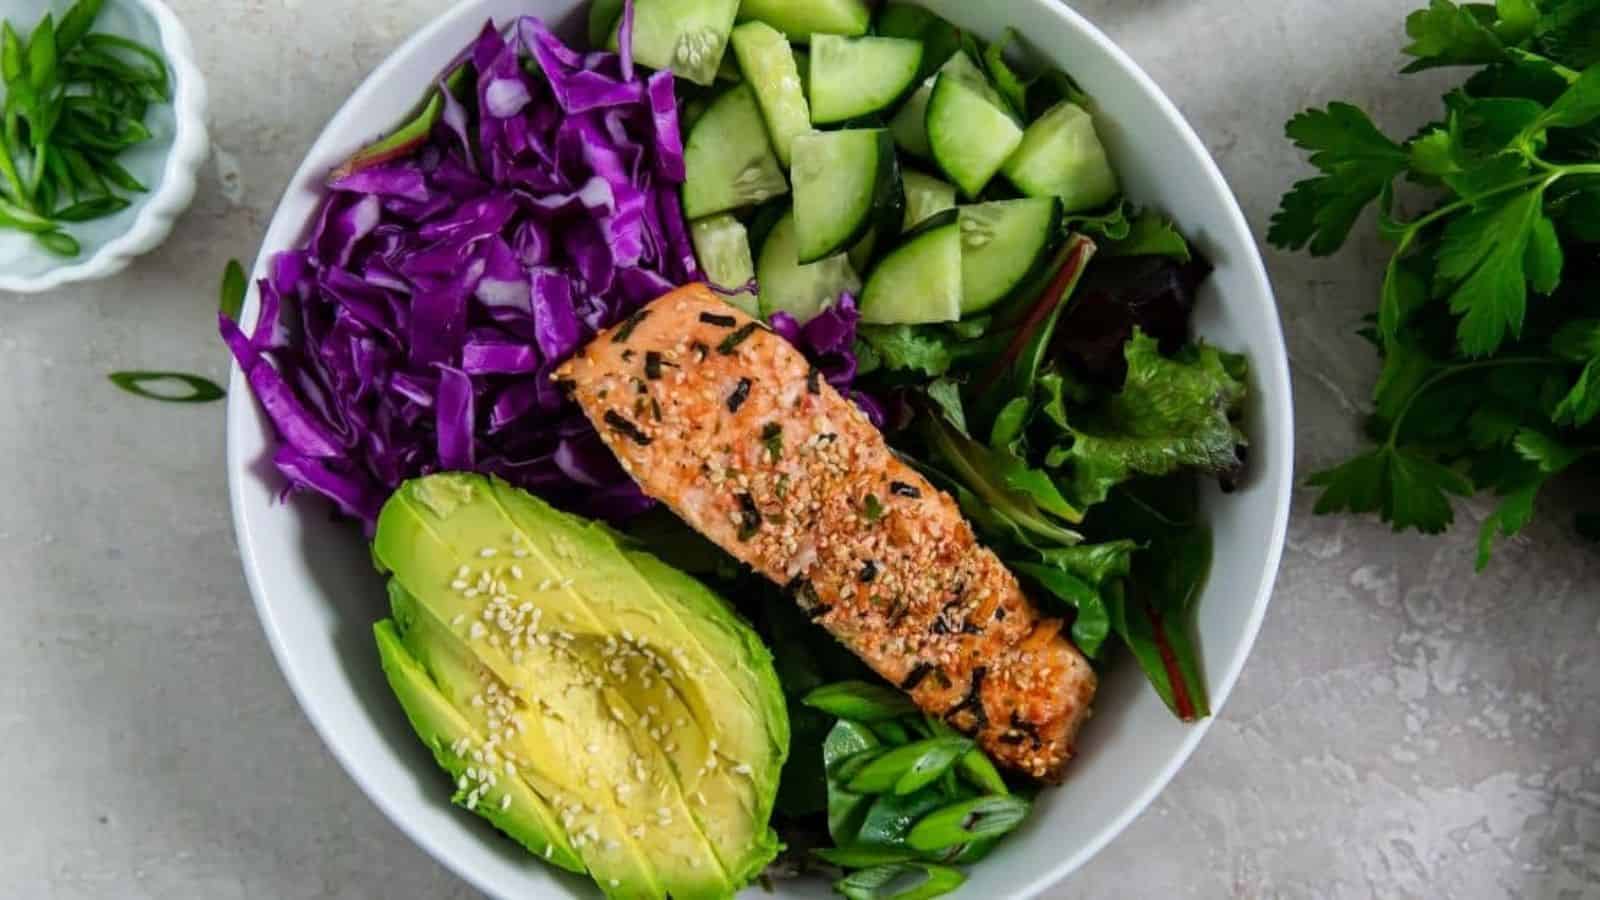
[737,0,871,42]
[860,209,961,324]
[730,22,811,168]
[889,52,1004,160]
[1002,101,1119,212]
[927,74,1024,198]
[889,80,933,157]
[958,197,1063,314]
[939,51,1009,114]
[691,214,759,315]
[757,208,863,323]
[682,83,790,219]
[902,170,957,230]
[627,0,740,86]
[792,128,898,263]
[875,3,961,79]
[807,34,924,125]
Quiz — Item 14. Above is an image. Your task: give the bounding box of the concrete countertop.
[2,0,1596,896]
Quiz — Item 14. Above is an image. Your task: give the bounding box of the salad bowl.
[226,0,1293,896]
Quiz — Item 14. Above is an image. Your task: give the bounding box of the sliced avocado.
[372,473,788,899]
[373,620,585,873]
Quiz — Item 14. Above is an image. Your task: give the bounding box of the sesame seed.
[479,547,497,558]
[631,825,645,838]
[587,743,600,754]
[500,794,513,811]
[451,614,465,626]
[510,565,525,580]
[734,763,752,775]
[545,845,554,859]
[457,565,470,578]
[464,588,479,598]
[451,579,468,590]
[469,622,487,640]
[610,879,620,887]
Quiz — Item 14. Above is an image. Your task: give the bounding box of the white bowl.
[226,1,1293,897]
[0,0,207,294]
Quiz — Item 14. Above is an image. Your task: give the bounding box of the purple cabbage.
[221,17,686,529]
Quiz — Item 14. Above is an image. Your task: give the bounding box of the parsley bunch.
[1271,0,1600,568]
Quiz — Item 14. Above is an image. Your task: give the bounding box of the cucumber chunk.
[757,208,863,323]
[875,2,961,79]
[1002,101,1119,212]
[738,0,871,42]
[958,197,1063,315]
[792,128,898,264]
[691,214,759,315]
[730,21,811,168]
[860,209,961,324]
[807,34,924,125]
[902,170,957,230]
[890,52,1004,159]
[889,81,933,158]
[627,0,740,86]
[682,83,790,219]
[926,74,1024,198]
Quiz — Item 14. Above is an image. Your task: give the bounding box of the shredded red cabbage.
[769,294,884,427]
[223,16,872,530]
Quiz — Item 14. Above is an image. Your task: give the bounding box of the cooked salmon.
[555,284,1096,781]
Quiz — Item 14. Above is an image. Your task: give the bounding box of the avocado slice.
[372,473,788,899]
[374,619,586,873]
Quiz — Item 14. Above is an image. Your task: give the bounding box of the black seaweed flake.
[603,410,651,446]
[859,560,878,583]
[900,662,935,691]
[806,366,821,395]
[612,308,650,343]
[946,666,988,729]
[889,481,922,499]
[784,577,830,619]
[621,349,636,362]
[699,311,738,328]
[691,340,710,361]
[727,377,752,413]
[717,322,760,354]
[736,493,762,541]
[645,351,665,380]
[651,397,662,421]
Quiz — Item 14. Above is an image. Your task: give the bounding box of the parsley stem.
[1384,356,1564,450]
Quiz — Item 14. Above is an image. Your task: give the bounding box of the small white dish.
[226,1,1294,897]
[0,0,207,294]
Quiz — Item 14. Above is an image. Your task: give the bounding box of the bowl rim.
[226,1,1294,897]
[0,0,210,294]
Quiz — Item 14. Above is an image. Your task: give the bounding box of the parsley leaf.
[1268,103,1409,255]
[1435,186,1549,355]
[1307,445,1474,533]
[1402,0,1506,72]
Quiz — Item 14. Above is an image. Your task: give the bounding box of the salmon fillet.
[555,284,1096,780]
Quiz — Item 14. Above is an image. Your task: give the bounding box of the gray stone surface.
[1,0,1597,897]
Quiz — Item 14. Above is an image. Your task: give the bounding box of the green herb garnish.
[862,493,884,522]
[1270,0,1600,568]
[107,371,224,403]
[0,0,168,256]
[761,421,783,461]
